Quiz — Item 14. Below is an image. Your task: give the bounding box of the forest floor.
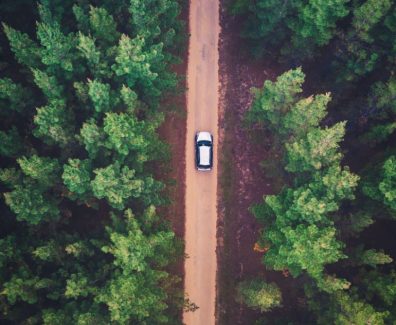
[216,3,305,324]
[216,9,277,323]
[156,2,189,324]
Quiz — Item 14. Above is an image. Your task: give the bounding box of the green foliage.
[36,21,75,71]
[309,291,390,325]
[248,69,358,295]
[120,85,138,111]
[103,112,148,157]
[263,166,358,227]
[112,34,162,100]
[79,118,105,158]
[283,94,330,138]
[363,270,396,306]
[236,0,396,322]
[62,159,92,195]
[343,212,374,237]
[88,79,111,113]
[352,0,392,43]
[0,168,22,188]
[246,68,305,129]
[33,100,74,147]
[32,68,63,100]
[72,5,89,34]
[362,156,396,212]
[17,154,61,188]
[378,157,396,210]
[129,0,181,49]
[2,268,42,305]
[329,0,394,83]
[4,185,59,224]
[2,23,41,67]
[0,1,182,323]
[77,32,109,77]
[103,209,175,272]
[91,163,143,209]
[77,32,99,64]
[237,0,294,40]
[362,123,396,146]
[0,77,31,112]
[32,240,63,262]
[73,81,89,103]
[310,166,359,202]
[288,0,349,47]
[264,224,345,278]
[234,0,349,58]
[64,273,91,299]
[358,249,393,267]
[285,122,346,172]
[0,127,24,157]
[97,272,167,324]
[97,209,176,324]
[315,274,351,293]
[65,240,95,258]
[89,6,120,46]
[236,279,282,312]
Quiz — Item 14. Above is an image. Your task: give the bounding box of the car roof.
[197,131,212,142]
[199,145,211,166]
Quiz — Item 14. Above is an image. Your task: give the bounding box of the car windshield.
[198,140,212,146]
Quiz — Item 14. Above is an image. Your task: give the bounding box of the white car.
[195,131,213,171]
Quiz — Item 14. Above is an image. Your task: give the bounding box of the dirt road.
[183,0,219,324]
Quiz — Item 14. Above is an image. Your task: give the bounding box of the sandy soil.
[182,0,220,324]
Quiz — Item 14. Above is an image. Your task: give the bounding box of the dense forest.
[230,0,396,324]
[0,0,186,323]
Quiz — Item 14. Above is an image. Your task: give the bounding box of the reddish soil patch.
[216,4,305,325]
[157,94,186,240]
[156,3,189,322]
[216,11,278,324]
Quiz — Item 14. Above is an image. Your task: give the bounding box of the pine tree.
[36,21,75,71]
[4,185,59,224]
[288,0,350,47]
[263,224,345,278]
[103,112,147,157]
[0,77,31,112]
[91,163,144,209]
[112,34,161,100]
[285,122,346,172]
[308,291,389,325]
[2,23,41,68]
[236,279,282,312]
[358,249,393,267]
[0,127,24,157]
[32,69,63,100]
[17,155,61,188]
[33,100,74,147]
[362,156,396,213]
[62,158,92,196]
[88,79,112,113]
[352,0,392,43]
[0,1,182,322]
[246,67,305,130]
[89,6,120,46]
[79,118,106,158]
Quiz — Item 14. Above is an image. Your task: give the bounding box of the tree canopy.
[0,0,184,323]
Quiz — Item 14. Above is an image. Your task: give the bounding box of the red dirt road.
[183,0,220,324]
